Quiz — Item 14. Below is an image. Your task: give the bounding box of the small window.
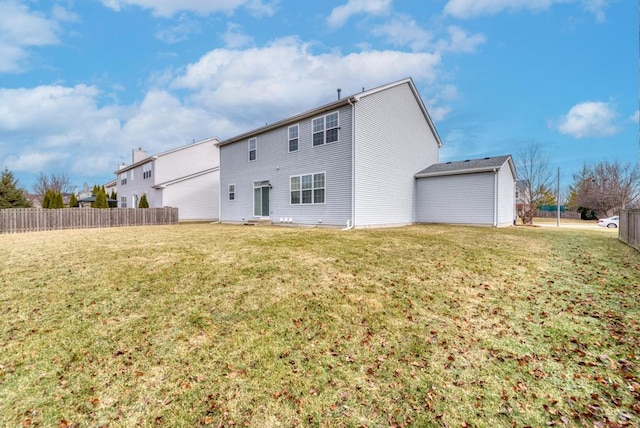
[248,138,257,161]
[120,173,127,185]
[143,163,152,179]
[290,172,326,205]
[228,184,236,201]
[312,112,339,147]
[288,125,299,152]
[120,196,127,208]
[130,169,135,181]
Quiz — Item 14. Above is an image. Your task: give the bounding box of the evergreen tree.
[0,168,32,208]
[52,191,64,208]
[109,189,117,201]
[138,193,149,208]
[42,189,51,208]
[68,193,78,208]
[92,187,109,208]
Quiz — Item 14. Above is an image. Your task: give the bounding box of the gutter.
[346,96,357,230]
[494,168,499,227]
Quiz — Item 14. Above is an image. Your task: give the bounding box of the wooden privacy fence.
[0,207,179,234]
[619,209,640,251]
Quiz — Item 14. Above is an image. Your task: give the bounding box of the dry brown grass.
[0,224,638,427]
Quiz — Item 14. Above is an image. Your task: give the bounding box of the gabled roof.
[415,155,515,178]
[115,136,220,174]
[152,166,220,189]
[217,77,442,148]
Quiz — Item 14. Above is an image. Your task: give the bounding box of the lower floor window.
[120,196,127,208]
[291,172,325,204]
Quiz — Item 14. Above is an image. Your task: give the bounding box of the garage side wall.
[416,172,495,225]
[497,165,516,226]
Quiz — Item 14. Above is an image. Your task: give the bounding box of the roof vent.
[484,157,490,160]
[337,88,341,100]
[446,162,452,164]
[464,159,470,162]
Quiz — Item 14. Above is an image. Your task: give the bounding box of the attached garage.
[415,155,516,227]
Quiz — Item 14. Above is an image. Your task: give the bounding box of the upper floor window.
[228,184,236,201]
[130,169,135,181]
[288,125,299,152]
[143,163,152,179]
[312,112,339,147]
[120,173,127,185]
[248,138,257,161]
[290,172,325,205]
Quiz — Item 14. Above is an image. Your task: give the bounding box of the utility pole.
[556,167,560,227]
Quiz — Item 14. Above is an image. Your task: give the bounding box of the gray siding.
[416,173,495,225]
[353,82,439,227]
[220,105,353,226]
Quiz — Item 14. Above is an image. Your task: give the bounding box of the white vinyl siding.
[353,82,439,227]
[416,173,495,225]
[497,165,516,226]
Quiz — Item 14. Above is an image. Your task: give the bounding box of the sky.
[0,0,637,194]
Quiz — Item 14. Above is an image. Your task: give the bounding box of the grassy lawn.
[0,224,638,427]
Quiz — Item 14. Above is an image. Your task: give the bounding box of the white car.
[598,215,619,228]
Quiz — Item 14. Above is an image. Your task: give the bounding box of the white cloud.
[0,1,64,72]
[101,0,277,18]
[171,37,442,129]
[222,23,254,48]
[437,26,486,53]
[631,110,640,123]
[556,101,619,138]
[443,0,612,22]
[371,15,434,52]
[155,15,202,43]
[327,0,392,28]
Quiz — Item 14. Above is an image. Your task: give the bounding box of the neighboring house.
[116,137,220,221]
[415,155,516,227]
[217,77,516,228]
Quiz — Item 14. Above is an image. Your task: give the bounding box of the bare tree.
[572,161,640,217]
[32,172,72,197]
[515,142,555,224]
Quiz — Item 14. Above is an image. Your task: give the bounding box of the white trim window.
[248,138,257,161]
[119,172,127,185]
[120,196,127,208]
[290,172,325,204]
[228,184,236,201]
[130,169,135,181]
[312,112,339,147]
[143,163,152,179]
[288,124,299,152]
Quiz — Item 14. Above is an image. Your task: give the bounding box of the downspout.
[343,96,357,231]
[493,168,499,227]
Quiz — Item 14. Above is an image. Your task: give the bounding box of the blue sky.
[0,0,637,193]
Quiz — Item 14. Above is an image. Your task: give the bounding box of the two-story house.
[116,137,221,222]
[217,78,516,228]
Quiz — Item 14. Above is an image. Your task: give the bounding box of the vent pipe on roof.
[337,88,341,100]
